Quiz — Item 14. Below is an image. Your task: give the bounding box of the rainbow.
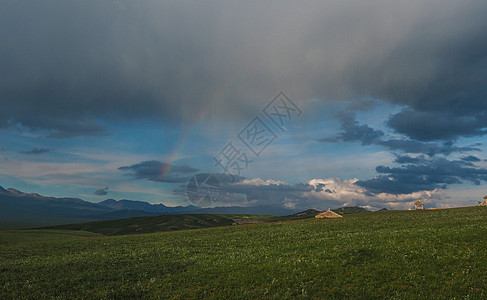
[158,85,236,180]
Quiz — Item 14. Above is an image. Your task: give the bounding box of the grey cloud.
[314,183,326,192]
[356,174,445,195]
[378,139,478,157]
[319,111,384,145]
[320,112,478,156]
[462,155,481,162]
[223,182,315,200]
[322,111,486,194]
[1,1,487,138]
[218,180,340,209]
[356,157,487,194]
[94,187,109,196]
[393,155,427,165]
[346,99,379,112]
[20,147,50,155]
[387,110,487,141]
[44,119,109,139]
[119,160,199,183]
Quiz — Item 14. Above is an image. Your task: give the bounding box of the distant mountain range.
[97,198,196,214]
[0,186,298,229]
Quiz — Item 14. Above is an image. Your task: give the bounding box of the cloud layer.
[2,1,487,209]
[320,112,479,156]
[320,110,487,195]
[1,1,487,138]
[212,176,440,210]
[357,157,487,194]
[119,160,199,183]
[94,187,109,196]
[19,148,50,155]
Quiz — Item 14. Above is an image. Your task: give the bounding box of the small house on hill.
[315,209,343,219]
[414,200,424,210]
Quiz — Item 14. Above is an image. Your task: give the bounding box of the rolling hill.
[44,207,369,236]
[46,214,275,236]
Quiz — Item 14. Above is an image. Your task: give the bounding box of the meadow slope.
[1,207,487,299]
[45,214,276,236]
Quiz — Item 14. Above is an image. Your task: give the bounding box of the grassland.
[0,229,101,243]
[1,207,487,299]
[45,214,276,236]
[43,209,346,236]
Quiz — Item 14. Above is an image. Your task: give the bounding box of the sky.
[1,0,487,210]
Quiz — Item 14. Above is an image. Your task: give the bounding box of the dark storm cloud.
[356,157,487,194]
[319,111,385,145]
[387,110,487,141]
[1,1,487,138]
[356,174,445,195]
[393,155,427,165]
[322,111,487,194]
[378,139,478,157]
[223,181,314,203]
[94,187,109,196]
[19,147,50,155]
[119,160,199,183]
[346,99,379,112]
[461,155,481,162]
[319,112,479,156]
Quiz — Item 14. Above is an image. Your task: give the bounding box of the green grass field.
[45,214,276,236]
[0,229,101,243]
[1,207,487,299]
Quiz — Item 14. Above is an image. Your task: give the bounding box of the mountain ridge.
[0,185,297,229]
